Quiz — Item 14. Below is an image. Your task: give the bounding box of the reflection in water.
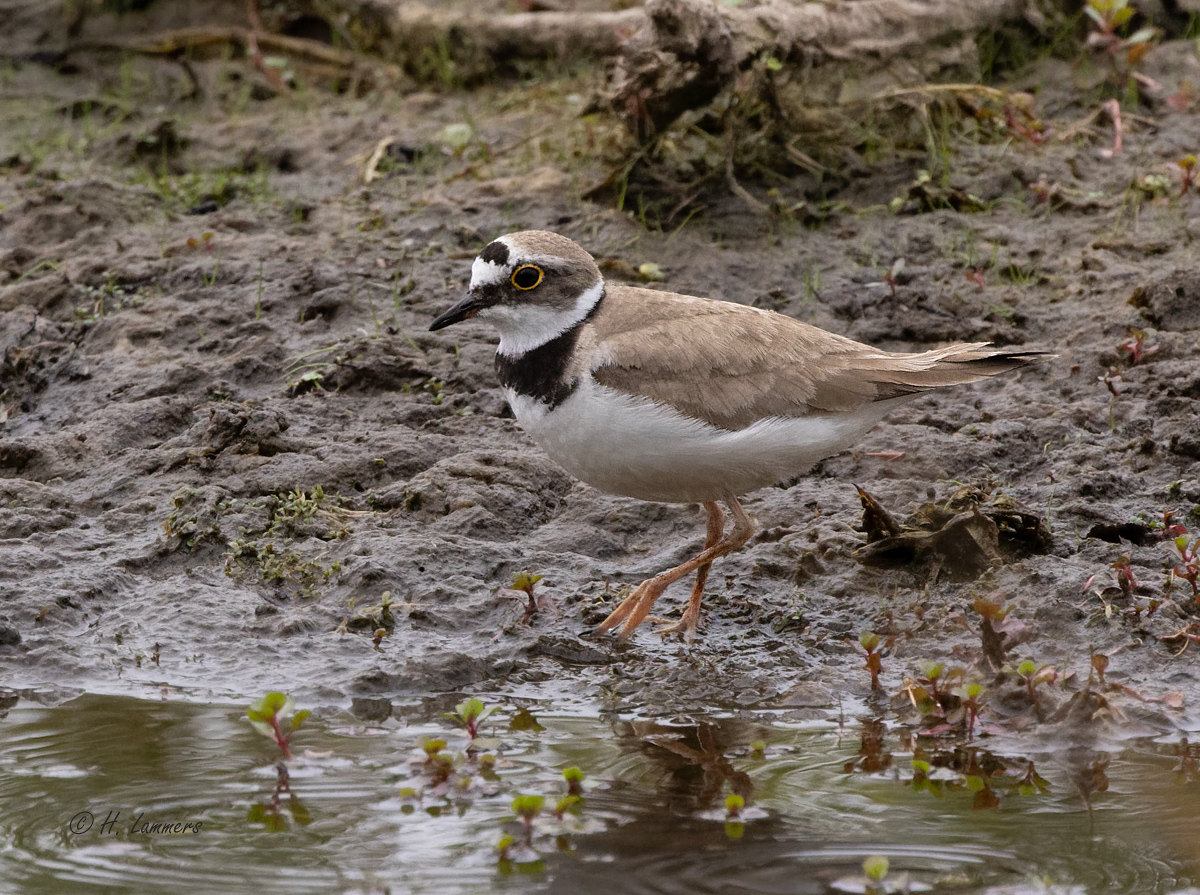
[618,717,758,814]
[844,718,892,774]
[247,762,312,832]
[0,692,1195,894]
[1175,736,1200,783]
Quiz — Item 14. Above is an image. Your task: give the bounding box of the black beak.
[429,292,486,331]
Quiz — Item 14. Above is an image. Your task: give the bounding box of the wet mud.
[1,12,1199,759]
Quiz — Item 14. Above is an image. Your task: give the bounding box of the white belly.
[506,379,895,504]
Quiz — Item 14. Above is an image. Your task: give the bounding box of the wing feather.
[589,286,1047,431]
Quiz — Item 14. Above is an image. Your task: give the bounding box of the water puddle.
[0,692,1196,894]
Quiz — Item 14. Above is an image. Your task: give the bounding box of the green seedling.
[478,753,498,781]
[920,662,946,703]
[955,681,986,737]
[909,758,937,796]
[723,793,746,840]
[247,692,311,760]
[554,795,582,819]
[495,833,516,862]
[1014,659,1058,718]
[563,767,586,797]
[637,261,665,282]
[972,597,1017,670]
[422,738,455,786]
[1085,0,1158,89]
[863,855,890,893]
[1112,555,1138,598]
[510,572,546,624]
[1098,369,1122,431]
[1178,155,1198,195]
[884,258,905,295]
[442,697,497,741]
[186,232,214,252]
[1168,534,1200,601]
[511,794,544,844]
[1118,327,1157,366]
[860,631,883,690]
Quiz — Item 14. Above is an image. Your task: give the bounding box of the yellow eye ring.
[511,265,543,290]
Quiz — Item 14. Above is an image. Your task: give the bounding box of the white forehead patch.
[469,235,516,289]
[470,256,507,289]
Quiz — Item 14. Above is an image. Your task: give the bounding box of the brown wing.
[589,286,1046,431]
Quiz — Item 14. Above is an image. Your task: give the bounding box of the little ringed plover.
[430,230,1049,640]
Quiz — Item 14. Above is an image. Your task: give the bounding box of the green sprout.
[863,854,890,892]
[421,738,454,785]
[563,767,586,797]
[442,697,497,740]
[724,793,745,819]
[511,572,547,623]
[247,692,310,760]
[511,794,544,843]
[860,631,883,689]
[724,793,746,840]
[1014,659,1058,718]
[554,795,583,819]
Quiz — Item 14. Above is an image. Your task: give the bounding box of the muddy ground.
[1,3,1199,747]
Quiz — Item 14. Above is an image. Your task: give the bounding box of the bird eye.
[511,265,543,290]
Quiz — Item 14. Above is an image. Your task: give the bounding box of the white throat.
[486,279,605,357]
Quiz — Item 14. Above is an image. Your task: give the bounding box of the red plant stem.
[271,716,293,760]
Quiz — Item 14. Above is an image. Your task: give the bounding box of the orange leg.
[593,496,755,640]
[654,501,724,640]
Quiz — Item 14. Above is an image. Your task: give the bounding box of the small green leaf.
[457,697,485,721]
[638,262,665,282]
[249,691,290,720]
[438,123,475,153]
[1018,659,1036,676]
[965,775,986,792]
[556,795,583,815]
[863,855,890,882]
[511,794,545,819]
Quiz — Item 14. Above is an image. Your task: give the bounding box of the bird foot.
[653,610,703,641]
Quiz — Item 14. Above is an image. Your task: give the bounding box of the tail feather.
[854,344,1053,400]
